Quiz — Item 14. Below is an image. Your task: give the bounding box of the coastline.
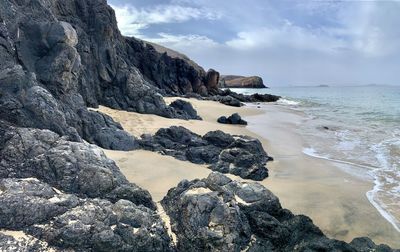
[100,98,400,247]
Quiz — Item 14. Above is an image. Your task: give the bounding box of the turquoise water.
[236,86,400,232]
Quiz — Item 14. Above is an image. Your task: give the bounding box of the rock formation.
[218,113,248,125]
[140,126,271,180]
[162,172,398,252]
[219,75,267,88]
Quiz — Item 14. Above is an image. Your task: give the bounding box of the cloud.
[110,4,221,37]
[145,33,218,51]
[109,0,400,85]
[225,23,346,55]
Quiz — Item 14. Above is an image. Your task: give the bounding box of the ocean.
[236,85,400,233]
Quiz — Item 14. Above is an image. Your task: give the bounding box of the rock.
[211,89,280,106]
[203,130,235,148]
[205,69,220,93]
[219,75,266,88]
[0,178,79,229]
[213,95,243,107]
[169,99,202,120]
[83,111,139,151]
[0,232,53,252]
[218,113,248,125]
[0,178,173,251]
[139,126,271,180]
[27,199,173,251]
[0,122,155,210]
[162,172,398,252]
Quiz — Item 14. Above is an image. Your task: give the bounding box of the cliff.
[219,75,267,88]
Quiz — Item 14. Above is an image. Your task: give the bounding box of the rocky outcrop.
[218,113,248,125]
[140,126,271,180]
[0,0,201,151]
[162,172,398,252]
[0,178,173,251]
[0,121,154,210]
[219,75,266,88]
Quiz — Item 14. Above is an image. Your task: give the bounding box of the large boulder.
[162,172,397,252]
[140,127,271,180]
[0,178,173,252]
[169,99,202,120]
[0,122,155,210]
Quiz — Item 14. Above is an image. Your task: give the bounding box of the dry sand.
[101,98,400,247]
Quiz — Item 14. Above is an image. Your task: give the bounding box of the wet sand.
[100,98,400,247]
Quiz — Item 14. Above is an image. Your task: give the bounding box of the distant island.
[219,75,267,88]
[317,84,330,87]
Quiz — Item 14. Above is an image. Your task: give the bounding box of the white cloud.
[225,23,346,55]
[111,4,221,37]
[109,0,400,85]
[146,33,218,50]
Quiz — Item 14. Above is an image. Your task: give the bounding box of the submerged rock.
[162,172,398,252]
[140,126,271,180]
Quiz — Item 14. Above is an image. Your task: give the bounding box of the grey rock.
[27,199,174,252]
[169,99,202,120]
[162,172,398,252]
[0,122,155,210]
[140,126,271,180]
[217,113,248,125]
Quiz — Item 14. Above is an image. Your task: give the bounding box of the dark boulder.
[217,113,248,125]
[0,178,173,252]
[169,99,202,120]
[205,69,220,93]
[27,199,174,252]
[162,172,397,252]
[0,122,155,210]
[140,126,271,180]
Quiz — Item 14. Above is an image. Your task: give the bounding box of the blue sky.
[108,0,400,86]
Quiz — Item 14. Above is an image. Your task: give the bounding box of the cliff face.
[0,0,206,150]
[219,75,267,88]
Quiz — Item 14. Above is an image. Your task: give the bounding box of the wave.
[277,98,300,106]
[304,146,400,233]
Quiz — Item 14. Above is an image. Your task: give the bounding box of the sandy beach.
[101,98,400,247]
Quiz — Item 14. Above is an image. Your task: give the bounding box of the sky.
[107,0,400,86]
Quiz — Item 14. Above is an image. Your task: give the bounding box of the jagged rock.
[0,178,173,252]
[169,99,202,120]
[0,122,155,210]
[162,172,398,252]
[0,0,202,155]
[27,199,173,252]
[126,38,209,96]
[0,178,79,229]
[140,126,271,180]
[217,113,248,125]
[83,111,138,151]
[0,232,53,252]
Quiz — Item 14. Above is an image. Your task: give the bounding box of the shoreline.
[100,98,400,247]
